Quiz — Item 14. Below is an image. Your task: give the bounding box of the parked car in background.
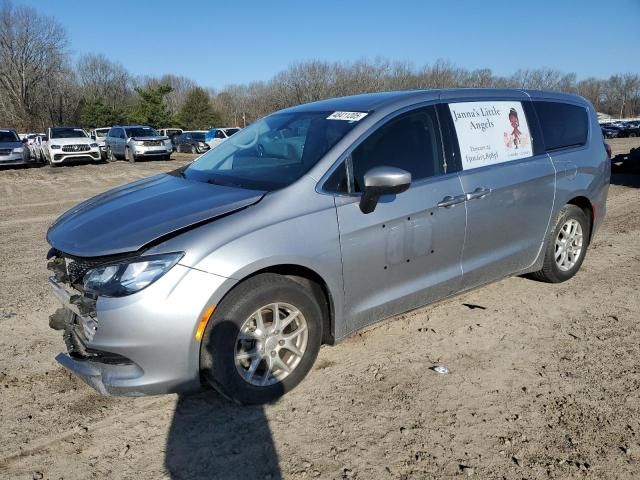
[46,89,609,404]
[158,128,183,149]
[105,125,172,162]
[0,128,31,166]
[90,128,111,160]
[601,126,620,138]
[174,131,210,154]
[601,122,640,138]
[205,127,240,149]
[33,134,49,163]
[43,127,101,167]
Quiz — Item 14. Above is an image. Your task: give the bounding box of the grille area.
[62,144,90,152]
[65,256,103,285]
[143,140,162,146]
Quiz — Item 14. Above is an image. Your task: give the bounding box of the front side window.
[325,106,445,193]
[50,128,88,139]
[184,111,361,191]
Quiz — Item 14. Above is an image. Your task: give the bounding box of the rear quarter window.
[534,101,588,151]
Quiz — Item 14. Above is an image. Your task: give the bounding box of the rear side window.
[534,101,588,151]
[325,106,445,193]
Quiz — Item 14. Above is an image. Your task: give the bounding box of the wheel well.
[567,196,594,241]
[245,265,335,345]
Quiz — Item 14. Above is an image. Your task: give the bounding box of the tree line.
[1,1,639,132]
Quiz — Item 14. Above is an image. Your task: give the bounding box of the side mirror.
[359,166,411,214]
[90,135,96,140]
[21,138,28,144]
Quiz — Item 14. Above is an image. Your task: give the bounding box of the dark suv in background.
[174,131,210,154]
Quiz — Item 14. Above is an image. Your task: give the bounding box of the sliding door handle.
[437,194,467,208]
[466,187,492,201]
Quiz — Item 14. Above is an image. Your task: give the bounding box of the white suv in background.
[89,128,111,160]
[43,127,101,167]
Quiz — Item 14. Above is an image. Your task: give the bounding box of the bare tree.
[0,0,68,129]
[76,53,133,108]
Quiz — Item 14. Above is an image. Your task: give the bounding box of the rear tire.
[530,204,590,283]
[200,273,324,405]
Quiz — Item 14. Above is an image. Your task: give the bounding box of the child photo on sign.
[504,107,529,149]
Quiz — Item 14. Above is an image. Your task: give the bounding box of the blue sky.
[18,0,640,89]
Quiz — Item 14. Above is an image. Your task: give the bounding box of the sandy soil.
[0,148,638,480]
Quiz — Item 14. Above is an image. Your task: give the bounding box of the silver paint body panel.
[48,88,609,395]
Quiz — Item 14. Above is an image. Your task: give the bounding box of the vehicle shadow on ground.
[164,320,282,480]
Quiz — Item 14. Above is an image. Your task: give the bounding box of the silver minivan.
[47,89,609,404]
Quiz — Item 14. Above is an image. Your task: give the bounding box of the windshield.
[50,127,87,139]
[94,129,109,138]
[0,130,19,142]
[184,111,362,190]
[225,128,240,136]
[125,127,159,138]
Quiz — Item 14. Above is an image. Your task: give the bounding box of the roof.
[278,88,589,115]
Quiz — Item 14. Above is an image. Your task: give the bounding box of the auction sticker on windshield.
[449,101,532,170]
[327,111,368,121]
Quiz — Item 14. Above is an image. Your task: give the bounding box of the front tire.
[125,147,135,163]
[200,274,324,405]
[531,204,590,283]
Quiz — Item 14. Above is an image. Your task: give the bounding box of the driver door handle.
[466,187,492,201]
[437,194,467,208]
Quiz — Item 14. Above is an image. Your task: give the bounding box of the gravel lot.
[0,143,639,479]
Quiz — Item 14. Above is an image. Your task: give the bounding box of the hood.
[47,174,265,257]
[0,141,22,149]
[49,137,93,145]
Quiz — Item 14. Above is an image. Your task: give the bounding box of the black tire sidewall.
[545,205,590,282]
[201,274,323,405]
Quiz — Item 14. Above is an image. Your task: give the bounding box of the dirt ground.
[0,143,639,480]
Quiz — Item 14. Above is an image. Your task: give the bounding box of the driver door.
[328,106,467,334]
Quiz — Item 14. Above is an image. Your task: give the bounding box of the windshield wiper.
[207,177,243,188]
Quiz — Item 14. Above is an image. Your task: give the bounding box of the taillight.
[604,142,612,159]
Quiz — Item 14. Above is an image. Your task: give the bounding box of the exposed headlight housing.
[82,252,183,297]
[50,145,61,149]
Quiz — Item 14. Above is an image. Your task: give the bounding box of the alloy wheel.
[555,219,583,271]
[234,302,308,387]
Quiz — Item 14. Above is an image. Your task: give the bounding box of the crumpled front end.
[47,251,235,396]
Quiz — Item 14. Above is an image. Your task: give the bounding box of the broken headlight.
[83,252,183,297]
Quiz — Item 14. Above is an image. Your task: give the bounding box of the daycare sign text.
[449,101,533,170]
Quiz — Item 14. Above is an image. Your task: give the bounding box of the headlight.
[198,142,207,147]
[90,143,99,148]
[82,252,183,297]
[13,147,24,153]
[164,139,171,145]
[50,145,61,149]
[132,140,144,146]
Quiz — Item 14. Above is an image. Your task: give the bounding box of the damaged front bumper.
[47,259,235,397]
